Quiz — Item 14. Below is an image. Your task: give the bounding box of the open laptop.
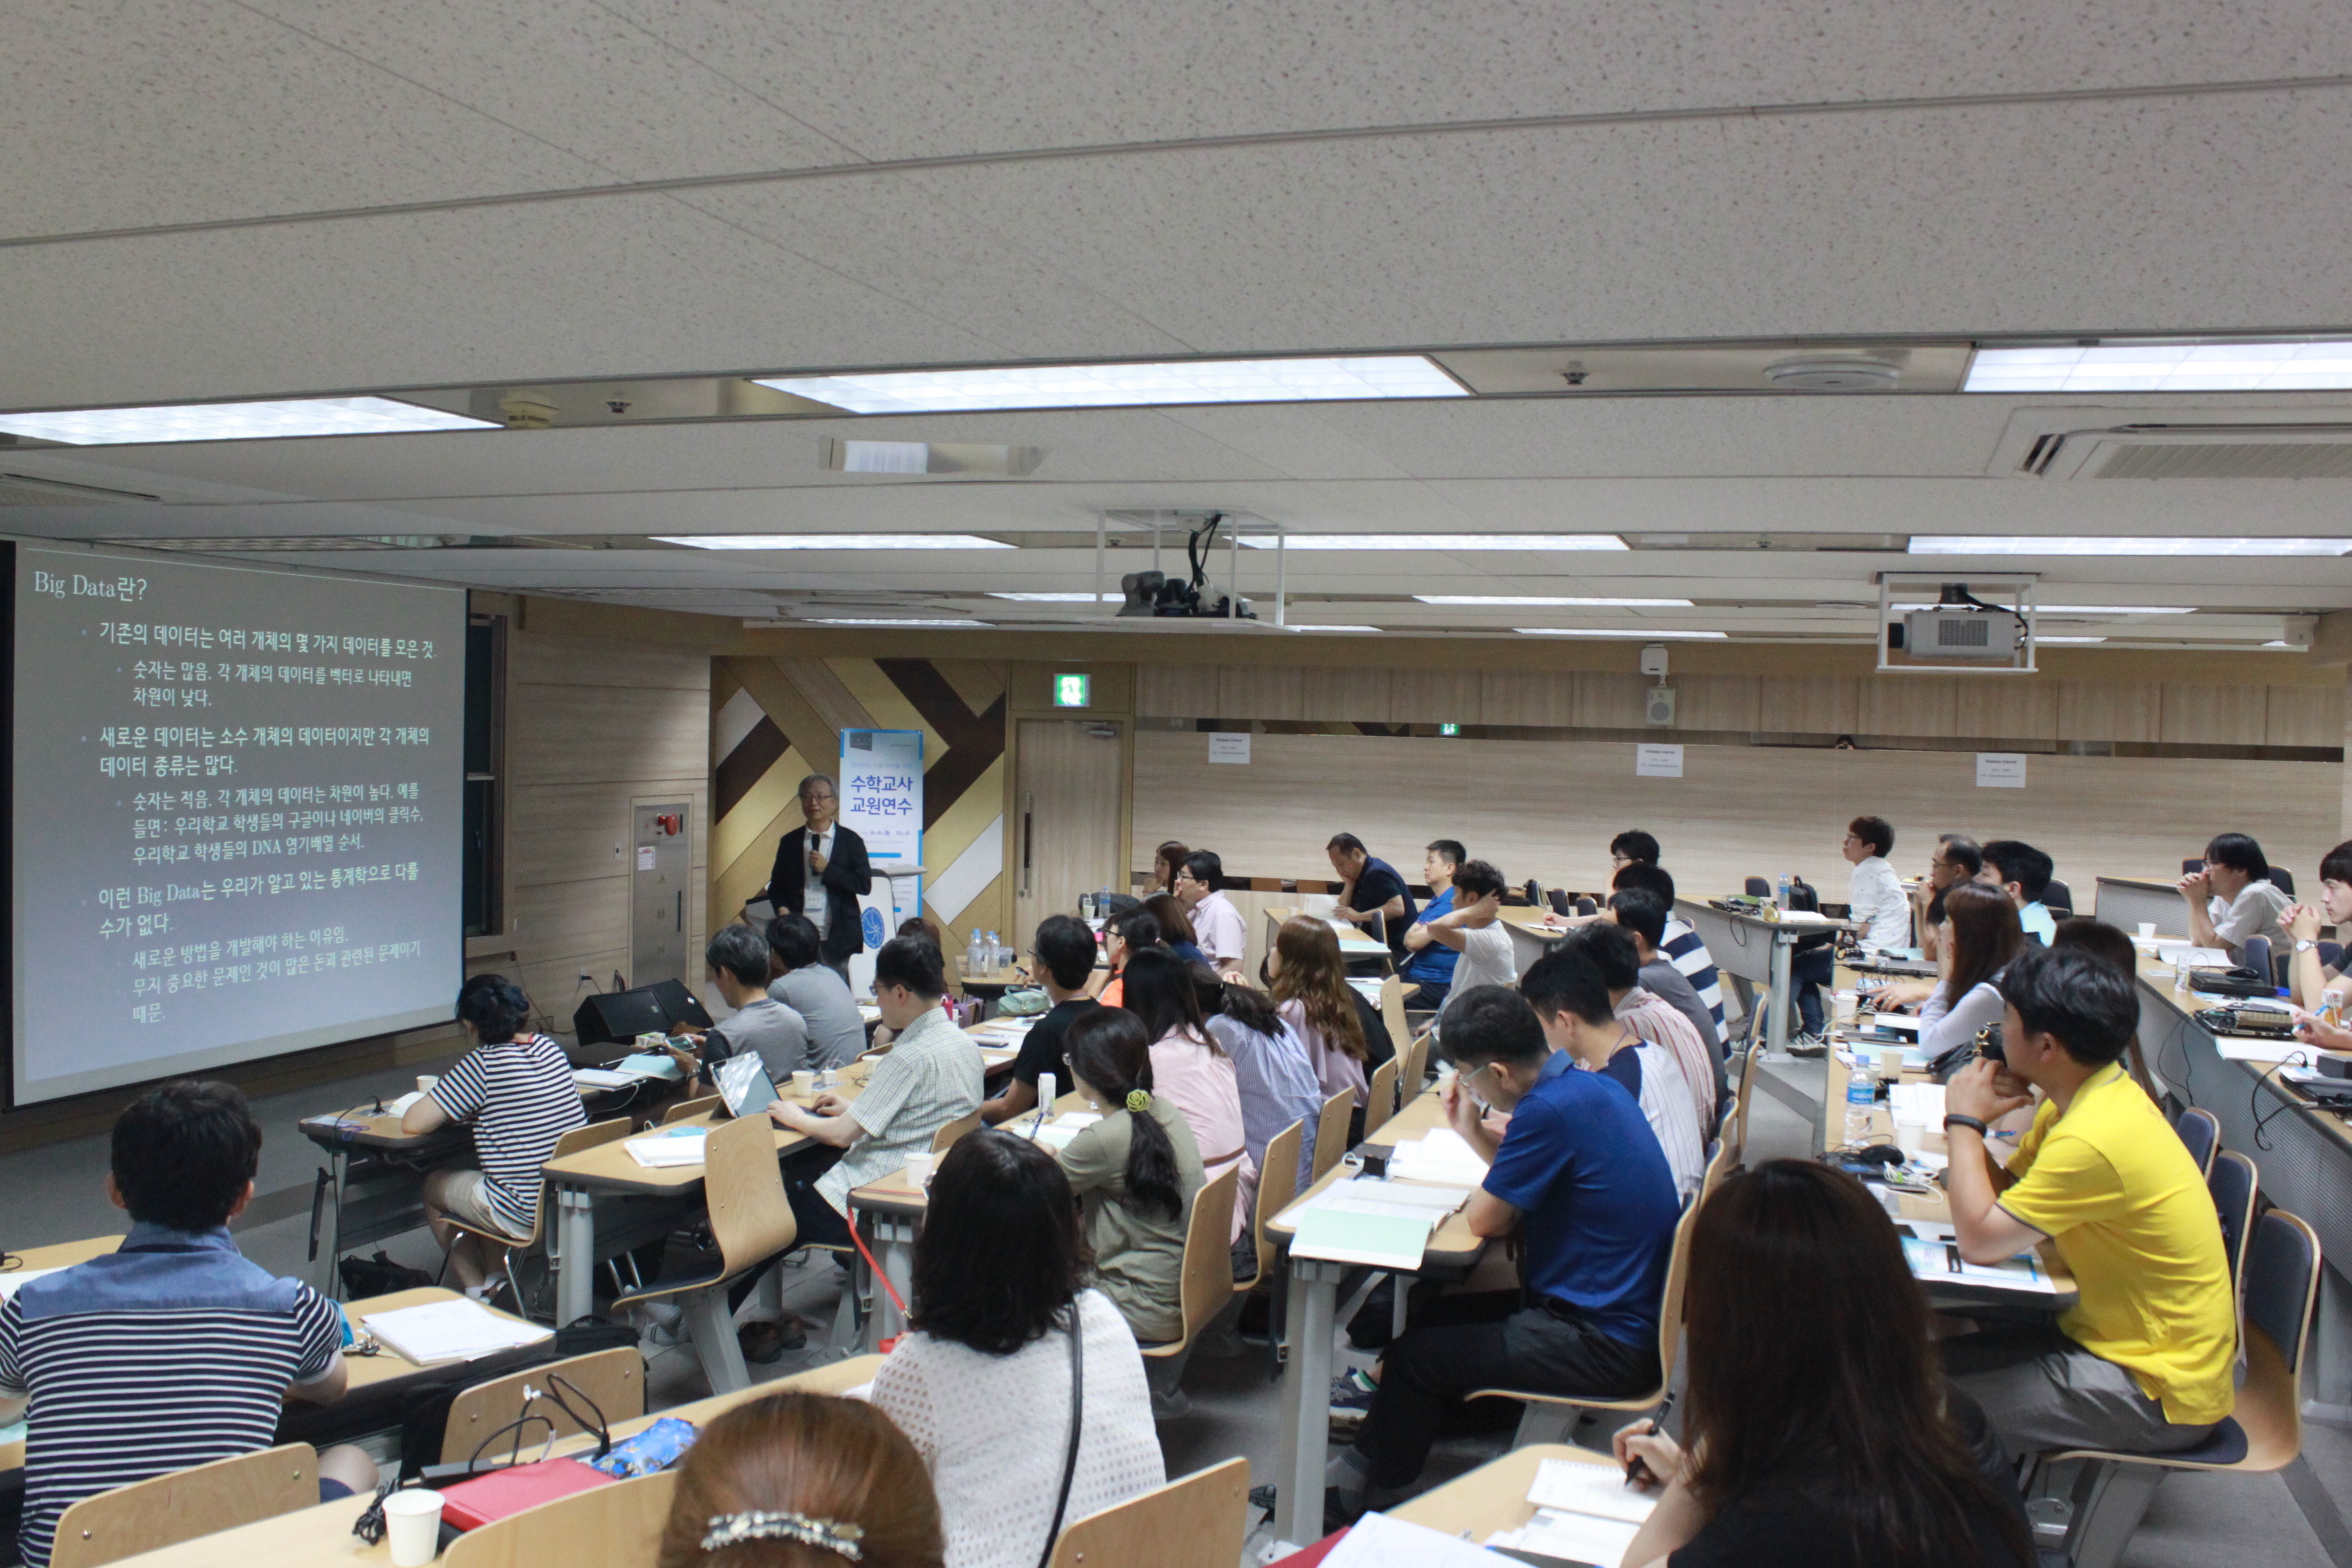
[712,1052,781,1119]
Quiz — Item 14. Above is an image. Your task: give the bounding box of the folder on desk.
[1291,1207,1435,1270]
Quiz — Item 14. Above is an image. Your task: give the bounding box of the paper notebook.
[1321,1511,1517,1567]
[362,1298,552,1364]
[1290,1207,1435,1270]
[571,1068,639,1089]
[625,1128,709,1168]
[1384,1129,1491,1186]
[1293,1176,1471,1225]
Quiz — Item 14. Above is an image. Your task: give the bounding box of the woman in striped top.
[403,974,585,1292]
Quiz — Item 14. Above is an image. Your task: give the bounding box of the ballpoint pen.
[1623,1391,1678,1486]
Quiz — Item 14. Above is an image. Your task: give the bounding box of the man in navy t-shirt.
[1328,831,1417,959]
[1331,985,1679,1520]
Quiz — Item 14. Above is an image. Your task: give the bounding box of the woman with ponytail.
[1056,1008,1204,1344]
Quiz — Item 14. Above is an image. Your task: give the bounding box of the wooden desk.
[1494,905,1566,977]
[1674,898,1853,1058]
[7,1235,126,1273]
[1386,1442,1620,1543]
[1264,1092,1487,1548]
[103,1357,883,1568]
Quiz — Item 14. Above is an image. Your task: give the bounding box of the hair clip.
[1124,1088,1151,1113]
[701,1511,866,1560]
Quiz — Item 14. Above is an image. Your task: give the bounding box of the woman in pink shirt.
[1269,916,1371,1110]
[1118,949,1254,1242]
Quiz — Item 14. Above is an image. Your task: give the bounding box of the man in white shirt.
[1173,849,1247,976]
[1844,814,1913,951]
[1408,860,1516,1027]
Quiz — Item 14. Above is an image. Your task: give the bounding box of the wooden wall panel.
[1573,673,1650,730]
[2057,682,2161,743]
[2161,684,2268,747]
[1954,679,2060,742]
[2267,684,2344,749]
[1673,675,1759,733]
[1859,676,1958,737]
[1758,676,1859,735]
[1219,663,1304,720]
[1480,671,1576,727]
[1300,666,1395,721]
[1136,664,1218,717]
[507,685,708,786]
[1132,730,2341,914]
[509,635,708,692]
[1392,669,1483,724]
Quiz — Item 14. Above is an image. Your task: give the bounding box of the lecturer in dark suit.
[759,773,872,977]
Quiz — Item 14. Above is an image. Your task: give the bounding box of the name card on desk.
[1975,752,2028,788]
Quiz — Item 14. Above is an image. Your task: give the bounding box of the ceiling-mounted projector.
[1889,585,2025,660]
[1116,513,1257,620]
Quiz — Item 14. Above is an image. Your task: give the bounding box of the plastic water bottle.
[1843,1052,1877,1146]
[986,931,1002,970]
[1776,872,1792,911]
[967,928,983,975]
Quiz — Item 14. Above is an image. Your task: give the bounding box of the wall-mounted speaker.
[1645,687,1677,726]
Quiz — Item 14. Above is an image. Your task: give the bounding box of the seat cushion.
[2163,1417,2250,1466]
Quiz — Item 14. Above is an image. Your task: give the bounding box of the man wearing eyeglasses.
[757,773,873,980]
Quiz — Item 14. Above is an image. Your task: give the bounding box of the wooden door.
[1014,718,1125,945]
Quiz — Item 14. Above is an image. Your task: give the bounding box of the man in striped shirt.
[1611,862,1729,1049]
[0,1082,376,1568]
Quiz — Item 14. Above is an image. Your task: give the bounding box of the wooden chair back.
[452,1118,631,1250]
[1400,1027,1434,1107]
[1311,1088,1354,1182]
[1697,1130,1735,1205]
[931,1109,984,1153]
[443,1471,676,1568]
[1379,976,1410,1055]
[1144,1165,1239,1357]
[1242,1119,1307,1293]
[441,1347,647,1467]
[703,1112,797,1278]
[1733,1038,1761,1153]
[1363,1057,1401,1139]
[1045,1457,1250,1568]
[660,1095,722,1126]
[50,1444,319,1568]
[1655,1195,1701,1389]
[1716,1093,1742,1170]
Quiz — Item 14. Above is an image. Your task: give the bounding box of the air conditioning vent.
[2090,441,2352,480]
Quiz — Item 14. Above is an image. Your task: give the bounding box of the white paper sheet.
[362,1298,553,1364]
[1385,1129,1491,1186]
[1489,1506,1646,1563]
[1319,1510,1520,1568]
[2215,1037,2308,1064]
[1887,1083,1947,1121]
[571,1068,639,1089]
[1525,1456,1658,1524]
[625,1130,709,1168]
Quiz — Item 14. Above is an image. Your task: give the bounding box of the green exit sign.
[1439,722,1459,736]
[1053,672,1091,708]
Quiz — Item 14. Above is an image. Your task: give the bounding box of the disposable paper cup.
[1878,1047,1905,1081]
[383,1488,445,1567]
[791,1070,815,1096]
[903,1152,934,1187]
[1835,991,1857,1023]
[415,1076,438,1095]
[1895,1116,1926,1152]
[2137,922,2157,939]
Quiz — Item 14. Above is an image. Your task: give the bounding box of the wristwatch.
[1943,1114,1989,1138]
[2296,939,2320,954]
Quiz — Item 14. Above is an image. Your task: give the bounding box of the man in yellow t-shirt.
[1939,945,2236,1461]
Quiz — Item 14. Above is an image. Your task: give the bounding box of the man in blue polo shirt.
[1329,984,1680,1522]
[1396,838,1465,1010]
[0,1082,377,1568]
[1328,832,1417,961]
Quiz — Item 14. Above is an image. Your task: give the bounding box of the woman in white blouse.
[2181,832,2296,966]
[870,1131,1163,1568]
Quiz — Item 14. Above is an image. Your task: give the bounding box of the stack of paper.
[1481,1456,1658,1562]
[1032,1111,1101,1152]
[1293,1176,1472,1223]
[382,1090,427,1116]
[571,1067,639,1089]
[624,1128,709,1168]
[1385,1129,1490,1185]
[362,1298,553,1364]
[1290,1207,1436,1269]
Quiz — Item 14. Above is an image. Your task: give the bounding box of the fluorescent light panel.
[2036,605,2197,615]
[0,396,496,445]
[1416,595,1693,607]
[1910,537,2351,557]
[807,617,994,627]
[1287,623,1382,632]
[1240,535,1626,552]
[1516,628,1726,639]
[655,534,1012,550]
[2033,635,2107,644]
[988,592,1118,602]
[1968,340,2352,393]
[759,355,1464,414]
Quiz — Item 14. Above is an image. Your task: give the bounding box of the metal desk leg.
[556,1185,598,1326]
[1766,932,1794,1056]
[313,1148,348,1298]
[1275,1255,1346,1548]
[861,1214,919,1350]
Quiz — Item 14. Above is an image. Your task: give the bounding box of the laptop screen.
[714,1052,780,1119]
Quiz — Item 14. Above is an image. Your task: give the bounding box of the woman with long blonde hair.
[1270,915,1371,1108]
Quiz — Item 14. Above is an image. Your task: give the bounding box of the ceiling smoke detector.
[1762,356,1903,392]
